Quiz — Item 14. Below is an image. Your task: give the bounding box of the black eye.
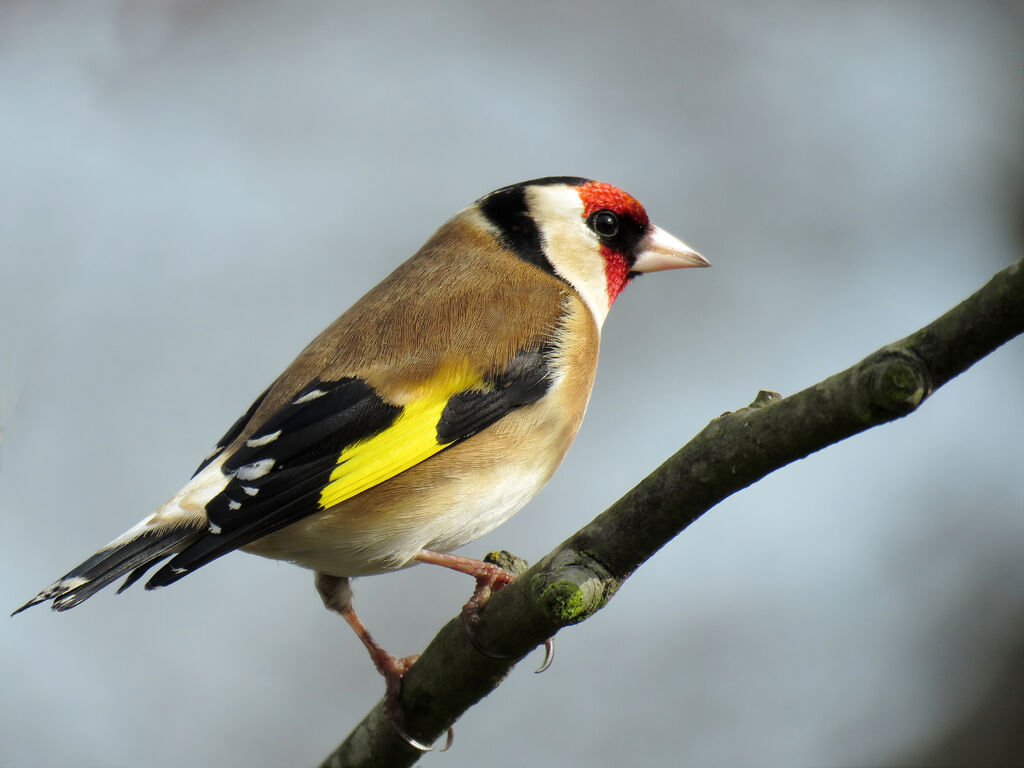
[589,210,620,238]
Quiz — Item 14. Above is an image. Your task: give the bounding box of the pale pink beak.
[632,225,709,272]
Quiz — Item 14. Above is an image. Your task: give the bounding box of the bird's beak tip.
[632,225,709,272]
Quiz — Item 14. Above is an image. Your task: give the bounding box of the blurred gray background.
[3,2,1023,766]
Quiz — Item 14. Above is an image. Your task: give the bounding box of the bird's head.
[476,177,708,326]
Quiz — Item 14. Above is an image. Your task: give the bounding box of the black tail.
[12,524,201,615]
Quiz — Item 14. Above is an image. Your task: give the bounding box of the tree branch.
[319,257,1024,768]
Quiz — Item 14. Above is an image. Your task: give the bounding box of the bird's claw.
[392,721,455,753]
[376,653,455,752]
[457,566,556,673]
[535,637,555,674]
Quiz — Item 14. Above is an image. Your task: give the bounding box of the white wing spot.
[246,430,282,448]
[227,499,242,511]
[242,485,259,496]
[293,388,327,405]
[171,567,188,575]
[236,458,275,480]
[208,522,223,534]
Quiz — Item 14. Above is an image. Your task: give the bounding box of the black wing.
[146,344,555,587]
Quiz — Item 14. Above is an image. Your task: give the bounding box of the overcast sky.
[2,3,1023,767]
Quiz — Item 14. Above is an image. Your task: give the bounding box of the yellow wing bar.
[317,363,484,510]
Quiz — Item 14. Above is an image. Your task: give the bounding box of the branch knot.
[530,549,619,627]
[857,349,930,418]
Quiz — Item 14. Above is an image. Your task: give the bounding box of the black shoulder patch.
[477,177,589,275]
[436,344,556,444]
[479,184,551,274]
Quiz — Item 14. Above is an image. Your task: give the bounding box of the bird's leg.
[414,549,515,625]
[314,573,452,753]
[414,550,555,671]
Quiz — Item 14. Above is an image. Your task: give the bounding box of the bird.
[14,176,707,747]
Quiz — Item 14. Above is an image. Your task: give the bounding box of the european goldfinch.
[15,177,706,734]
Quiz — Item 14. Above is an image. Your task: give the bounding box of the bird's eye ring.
[588,210,620,239]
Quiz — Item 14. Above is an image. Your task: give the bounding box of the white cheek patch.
[526,185,612,328]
